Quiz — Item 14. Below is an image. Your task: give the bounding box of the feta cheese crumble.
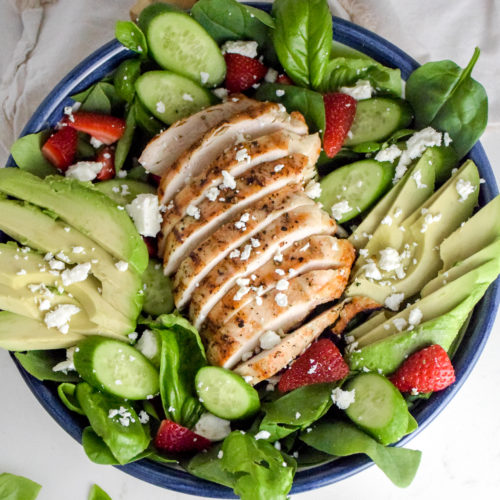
[304,179,322,199]
[375,144,402,163]
[331,200,351,220]
[186,204,201,220]
[384,292,405,311]
[331,387,356,409]
[136,330,159,361]
[205,186,220,201]
[275,292,288,307]
[126,194,163,237]
[276,279,289,291]
[259,330,281,350]
[44,304,80,334]
[156,101,166,113]
[221,40,258,58]
[276,89,285,97]
[194,413,232,441]
[264,68,278,83]
[339,79,374,100]
[115,260,128,272]
[254,430,271,441]
[456,178,475,202]
[221,170,237,189]
[65,161,103,182]
[408,308,423,326]
[61,262,91,286]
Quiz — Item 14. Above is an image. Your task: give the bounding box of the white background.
[0,1,499,499]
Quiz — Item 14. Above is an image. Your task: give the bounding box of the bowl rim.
[7,3,500,498]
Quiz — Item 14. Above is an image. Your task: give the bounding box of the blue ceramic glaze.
[6,3,499,497]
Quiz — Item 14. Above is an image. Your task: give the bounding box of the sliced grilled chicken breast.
[158,130,321,245]
[189,205,336,329]
[206,235,355,328]
[173,190,315,309]
[330,296,381,335]
[204,269,347,368]
[162,154,316,275]
[138,94,256,176]
[158,101,308,205]
[234,302,346,384]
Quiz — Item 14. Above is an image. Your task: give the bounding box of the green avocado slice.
[92,179,156,206]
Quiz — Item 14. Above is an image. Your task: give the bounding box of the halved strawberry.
[154,419,211,454]
[323,93,357,158]
[224,53,267,93]
[68,111,126,145]
[143,236,157,257]
[278,338,350,393]
[41,126,78,171]
[390,344,456,393]
[95,146,115,181]
[276,73,293,85]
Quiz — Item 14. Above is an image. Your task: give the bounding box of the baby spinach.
[14,350,79,382]
[134,98,164,137]
[301,420,421,487]
[186,445,236,488]
[88,484,112,500]
[10,132,57,178]
[406,48,488,158]
[114,103,136,171]
[57,382,85,415]
[0,473,41,500]
[115,21,148,57]
[272,0,332,89]
[72,82,123,115]
[113,59,141,103]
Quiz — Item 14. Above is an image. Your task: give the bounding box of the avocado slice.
[0,242,134,335]
[0,311,84,351]
[0,169,148,274]
[0,199,143,321]
[348,310,389,341]
[92,179,156,206]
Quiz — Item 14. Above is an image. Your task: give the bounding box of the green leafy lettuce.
[0,473,41,500]
[14,350,79,382]
[10,132,57,178]
[88,484,112,500]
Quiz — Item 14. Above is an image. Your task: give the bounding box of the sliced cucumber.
[319,159,394,223]
[136,71,214,125]
[139,3,226,87]
[195,366,260,420]
[74,336,159,400]
[344,373,410,445]
[344,98,413,146]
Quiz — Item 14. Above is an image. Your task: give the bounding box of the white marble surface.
[1,1,500,499]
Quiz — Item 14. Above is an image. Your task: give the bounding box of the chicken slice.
[234,302,347,385]
[203,269,348,368]
[330,296,381,336]
[173,190,315,309]
[158,101,308,205]
[188,205,336,329]
[158,130,321,247]
[206,235,355,329]
[162,154,316,275]
[138,94,256,176]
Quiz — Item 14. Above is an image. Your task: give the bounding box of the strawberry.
[323,93,357,158]
[143,236,157,257]
[41,126,78,170]
[149,173,162,186]
[390,344,456,393]
[276,73,293,85]
[95,146,115,181]
[154,419,211,454]
[278,338,350,393]
[224,53,267,93]
[68,111,126,145]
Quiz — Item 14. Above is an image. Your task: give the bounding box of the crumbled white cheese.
[65,161,103,182]
[259,330,281,350]
[186,204,201,220]
[126,193,163,237]
[443,132,452,147]
[362,262,382,280]
[213,88,229,100]
[182,93,194,102]
[375,144,402,163]
[264,68,278,83]
[378,248,402,272]
[206,186,220,202]
[299,242,310,252]
[44,304,80,334]
[194,413,231,442]
[52,347,76,373]
[274,250,283,263]
[240,244,252,261]
[250,238,260,248]
[456,178,475,202]
[275,292,288,307]
[221,170,237,189]
[331,200,351,220]
[276,89,285,97]
[200,72,210,85]
[233,286,250,301]
[221,40,258,58]
[384,292,405,311]
[156,101,165,113]
[276,279,289,291]
[408,308,423,326]
[331,387,356,409]
[392,317,408,331]
[61,262,91,286]
[254,430,271,441]
[381,215,392,226]
[412,170,428,189]
[72,246,85,254]
[90,136,103,149]
[138,410,150,424]
[304,179,322,199]
[274,163,285,172]
[229,249,241,259]
[115,260,128,272]
[136,330,159,361]
[339,79,374,100]
[48,258,65,271]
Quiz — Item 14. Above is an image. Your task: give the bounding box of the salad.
[1,0,497,499]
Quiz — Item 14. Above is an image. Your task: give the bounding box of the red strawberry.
[224,53,267,93]
[68,111,126,145]
[278,338,350,393]
[276,73,293,85]
[149,173,162,186]
[323,93,357,158]
[41,126,78,170]
[96,146,115,181]
[143,236,157,257]
[390,344,456,393]
[154,419,211,454]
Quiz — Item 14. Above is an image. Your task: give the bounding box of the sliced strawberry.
[323,93,357,158]
[149,173,162,186]
[41,126,78,171]
[278,338,350,393]
[154,419,211,454]
[224,53,267,93]
[143,236,157,257]
[95,146,115,181]
[276,73,293,85]
[390,344,456,393]
[68,111,126,145]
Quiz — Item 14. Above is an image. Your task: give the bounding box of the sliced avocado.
[0,169,148,274]
[0,242,134,335]
[142,258,174,316]
[0,311,84,350]
[349,311,389,341]
[92,179,156,206]
[425,145,458,184]
[0,199,143,320]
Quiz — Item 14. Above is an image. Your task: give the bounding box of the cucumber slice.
[195,366,260,420]
[344,373,410,445]
[344,98,413,146]
[139,3,226,87]
[136,71,214,125]
[319,159,394,223]
[74,336,159,400]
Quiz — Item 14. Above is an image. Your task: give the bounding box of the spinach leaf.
[57,383,85,415]
[301,420,421,487]
[76,383,150,465]
[14,350,80,382]
[114,103,136,171]
[77,134,96,158]
[0,473,41,500]
[134,98,164,137]
[72,82,123,114]
[10,132,57,178]
[115,21,148,56]
[88,484,112,500]
[186,445,236,488]
[406,48,487,158]
[272,0,332,89]
[319,57,402,96]
[113,59,141,103]
[254,83,325,133]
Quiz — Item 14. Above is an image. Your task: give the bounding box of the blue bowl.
[7,3,499,498]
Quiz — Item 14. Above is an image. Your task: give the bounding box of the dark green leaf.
[141,258,175,317]
[88,484,112,500]
[114,59,142,103]
[134,98,164,137]
[14,350,80,382]
[187,445,236,488]
[76,134,96,159]
[57,383,85,415]
[272,0,332,89]
[0,473,41,500]
[126,164,149,181]
[115,103,136,171]
[73,84,111,114]
[115,21,148,56]
[10,132,58,178]
[301,420,421,488]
